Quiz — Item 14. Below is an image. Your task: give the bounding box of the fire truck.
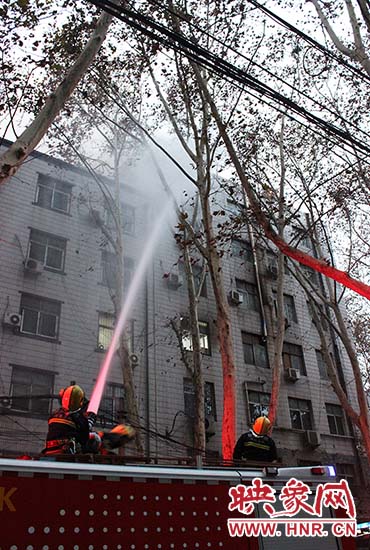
[0,457,357,549]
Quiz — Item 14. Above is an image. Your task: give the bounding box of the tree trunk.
[0,5,116,184]
[183,241,206,455]
[195,68,370,300]
[200,192,236,460]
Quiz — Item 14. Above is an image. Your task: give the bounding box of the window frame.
[231,239,253,262]
[316,350,329,380]
[282,342,307,375]
[97,312,115,351]
[326,403,346,435]
[20,293,61,341]
[98,382,125,427]
[247,389,270,424]
[284,294,298,324]
[101,249,118,288]
[241,332,269,368]
[9,365,54,417]
[181,318,211,356]
[28,228,67,272]
[288,397,313,430]
[235,279,260,312]
[35,175,72,214]
[183,377,217,421]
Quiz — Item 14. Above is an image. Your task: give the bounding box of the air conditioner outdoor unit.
[130,353,139,366]
[24,258,43,274]
[3,312,21,328]
[285,368,300,382]
[305,430,321,447]
[228,290,243,305]
[167,272,183,289]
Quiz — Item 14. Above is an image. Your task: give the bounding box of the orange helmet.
[60,385,85,412]
[252,416,271,436]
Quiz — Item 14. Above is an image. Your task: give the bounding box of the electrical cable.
[145,0,370,143]
[86,0,370,158]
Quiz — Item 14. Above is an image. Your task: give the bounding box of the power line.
[245,0,370,85]
[145,0,370,144]
[86,0,370,159]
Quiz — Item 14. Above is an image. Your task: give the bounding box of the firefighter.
[42,384,97,456]
[233,416,278,462]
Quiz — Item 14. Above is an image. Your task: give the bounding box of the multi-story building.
[0,140,364,498]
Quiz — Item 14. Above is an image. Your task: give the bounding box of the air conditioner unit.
[266,264,278,279]
[130,353,139,366]
[3,312,21,328]
[228,290,243,305]
[305,430,321,447]
[167,272,183,289]
[24,258,43,274]
[285,368,300,382]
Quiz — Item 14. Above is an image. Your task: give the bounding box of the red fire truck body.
[0,458,356,549]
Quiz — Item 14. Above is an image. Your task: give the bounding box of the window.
[181,318,211,355]
[35,174,72,213]
[303,266,318,284]
[336,464,356,494]
[289,398,313,430]
[10,365,54,416]
[101,250,118,288]
[247,390,270,423]
[28,229,66,271]
[242,332,269,368]
[104,203,135,235]
[326,403,346,435]
[231,239,253,262]
[179,262,207,298]
[20,294,61,339]
[316,350,328,380]
[122,204,135,235]
[97,312,115,351]
[183,378,217,420]
[99,383,125,426]
[236,279,260,312]
[284,294,298,324]
[282,342,306,375]
[293,226,311,249]
[123,257,134,290]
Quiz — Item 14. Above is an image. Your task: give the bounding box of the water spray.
[88,201,172,415]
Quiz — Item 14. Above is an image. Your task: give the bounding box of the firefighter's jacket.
[42,407,90,455]
[233,429,277,462]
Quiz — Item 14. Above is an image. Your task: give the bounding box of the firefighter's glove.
[87,412,97,430]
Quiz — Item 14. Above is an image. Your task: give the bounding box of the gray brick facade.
[0,141,363,493]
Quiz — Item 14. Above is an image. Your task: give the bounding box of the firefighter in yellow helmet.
[42,384,136,456]
[233,416,278,462]
[42,384,96,456]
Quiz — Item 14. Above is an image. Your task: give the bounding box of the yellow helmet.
[60,385,85,412]
[253,416,271,436]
